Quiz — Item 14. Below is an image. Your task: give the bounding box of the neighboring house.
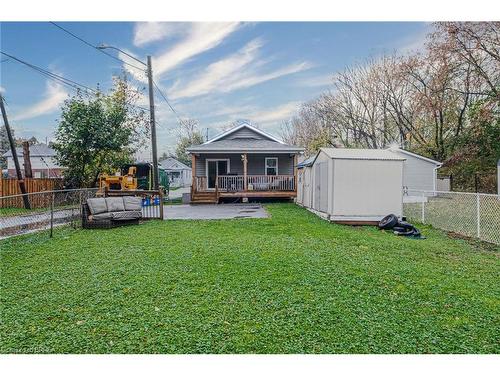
[297,148,405,223]
[2,143,63,178]
[160,157,192,187]
[187,123,304,203]
[388,146,442,193]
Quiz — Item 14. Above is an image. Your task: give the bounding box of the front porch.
[191,153,298,203]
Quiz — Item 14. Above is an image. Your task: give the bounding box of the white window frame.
[265,157,278,176]
[205,158,231,190]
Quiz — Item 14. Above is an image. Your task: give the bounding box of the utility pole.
[97,45,160,191]
[0,94,31,209]
[147,55,159,190]
[22,141,33,178]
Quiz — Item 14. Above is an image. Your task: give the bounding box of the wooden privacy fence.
[0,178,64,208]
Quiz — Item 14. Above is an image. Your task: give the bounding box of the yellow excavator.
[98,166,138,194]
[97,163,169,195]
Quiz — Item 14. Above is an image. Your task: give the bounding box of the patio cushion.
[87,198,108,215]
[105,197,125,212]
[123,196,142,211]
[91,212,113,221]
[111,211,142,221]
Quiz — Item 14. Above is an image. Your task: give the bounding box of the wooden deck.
[191,175,297,203]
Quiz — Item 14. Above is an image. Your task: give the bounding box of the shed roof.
[319,148,405,161]
[387,147,442,166]
[2,143,55,158]
[297,156,315,168]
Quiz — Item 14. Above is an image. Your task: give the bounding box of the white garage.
[298,148,406,223]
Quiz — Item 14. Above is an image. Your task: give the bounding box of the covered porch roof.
[187,139,303,154]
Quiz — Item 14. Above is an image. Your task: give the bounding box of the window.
[265,157,278,176]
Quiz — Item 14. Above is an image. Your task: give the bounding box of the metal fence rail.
[0,188,99,239]
[404,190,500,245]
[1,188,164,239]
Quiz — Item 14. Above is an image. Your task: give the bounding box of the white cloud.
[296,73,333,88]
[152,22,241,78]
[168,39,311,99]
[12,81,67,121]
[395,25,431,55]
[117,49,149,84]
[248,101,301,124]
[0,86,5,93]
[133,22,189,47]
[168,38,263,98]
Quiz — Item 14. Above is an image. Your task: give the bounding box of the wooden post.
[243,153,248,191]
[159,189,164,220]
[293,154,298,192]
[22,141,33,178]
[191,154,196,192]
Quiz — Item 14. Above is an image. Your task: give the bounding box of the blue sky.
[0,22,429,157]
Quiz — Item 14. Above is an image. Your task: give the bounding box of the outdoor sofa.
[82,196,142,229]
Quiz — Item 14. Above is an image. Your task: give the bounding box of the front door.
[207,160,228,189]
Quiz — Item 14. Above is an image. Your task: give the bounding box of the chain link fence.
[0,188,98,239]
[1,188,164,239]
[403,190,500,245]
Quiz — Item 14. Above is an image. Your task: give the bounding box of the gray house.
[388,146,442,193]
[187,123,303,203]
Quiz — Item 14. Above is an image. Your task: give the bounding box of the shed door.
[314,162,328,212]
[319,162,328,212]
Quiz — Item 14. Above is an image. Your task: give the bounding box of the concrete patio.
[163,204,268,220]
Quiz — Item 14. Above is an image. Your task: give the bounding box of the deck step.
[191,199,217,204]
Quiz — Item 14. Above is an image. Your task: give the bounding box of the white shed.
[388,147,442,193]
[299,148,405,224]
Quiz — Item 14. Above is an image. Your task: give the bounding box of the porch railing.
[218,175,244,191]
[193,175,295,193]
[246,175,294,191]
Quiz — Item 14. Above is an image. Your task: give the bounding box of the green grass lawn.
[1,204,499,353]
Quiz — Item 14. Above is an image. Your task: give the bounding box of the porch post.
[243,153,248,191]
[293,154,298,191]
[191,154,196,191]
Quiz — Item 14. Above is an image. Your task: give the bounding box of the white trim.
[204,123,285,145]
[265,157,278,176]
[205,158,230,189]
[388,147,442,166]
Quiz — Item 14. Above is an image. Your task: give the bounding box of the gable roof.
[160,157,191,170]
[187,122,303,154]
[297,156,315,168]
[388,147,442,166]
[205,123,285,144]
[2,143,55,158]
[316,148,405,161]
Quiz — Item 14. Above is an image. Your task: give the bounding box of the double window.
[265,157,278,176]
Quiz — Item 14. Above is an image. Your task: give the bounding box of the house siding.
[223,127,266,140]
[391,150,439,192]
[195,153,294,177]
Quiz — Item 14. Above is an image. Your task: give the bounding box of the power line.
[1,51,152,116]
[152,80,184,124]
[49,22,146,73]
[0,51,96,95]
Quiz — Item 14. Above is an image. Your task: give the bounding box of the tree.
[53,75,148,187]
[0,125,13,169]
[174,118,204,167]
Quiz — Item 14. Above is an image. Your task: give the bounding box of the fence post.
[476,193,481,239]
[50,192,55,238]
[159,190,164,220]
[421,191,425,223]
